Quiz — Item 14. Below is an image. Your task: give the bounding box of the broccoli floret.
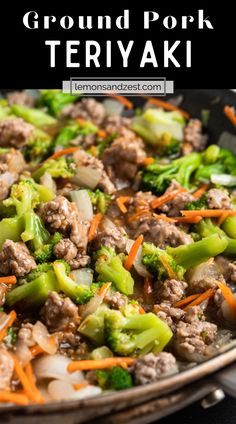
[53,260,92,304]
[196,218,236,256]
[195,145,236,183]
[24,129,53,164]
[95,247,134,295]
[32,157,76,181]
[87,189,111,214]
[87,133,116,157]
[0,99,11,118]
[11,104,56,128]
[104,308,173,356]
[142,243,185,280]
[34,232,62,263]
[25,263,53,282]
[38,90,81,117]
[21,211,50,251]
[142,152,201,195]
[186,195,208,210]
[132,108,184,156]
[79,304,109,345]
[96,366,133,390]
[54,120,98,148]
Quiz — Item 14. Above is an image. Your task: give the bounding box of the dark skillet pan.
[1,89,236,424]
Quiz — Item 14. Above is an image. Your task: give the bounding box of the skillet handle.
[214,362,236,398]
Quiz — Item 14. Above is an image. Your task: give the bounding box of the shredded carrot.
[217,211,231,226]
[144,278,153,303]
[88,213,103,242]
[29,344,45,357]
[97,129,107,139]
[154,214,177,223]
[216,281,236,316]
[116,196,131,214]
[24,362,45,404]
[144,96,189,120]
[73,381,89,390]
[108,94,133,110]
[124,235,144,271]
[0,390,29,405]
[159,254,176,279]
[0,310,17,342]
[151,188,187,209]
[128,210,151,222]
[181,209,236,218]
[46,147,79,162]
[0,276,17,285]
[173,294,200,308]
[68,357,135,372]
[193,184,209,199]
[141,157,155,166]
[224,105,236,127]
[171,216,202,224]
[184,288,215,310]
[139,306,146,314]
[75,118,87,125]
[12,355,34,399]
[98,282,112,298]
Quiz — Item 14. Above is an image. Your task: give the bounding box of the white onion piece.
[103,99,124,116]
[186,261,220,286]
[70,268,93,287]
[81,294,103,319]
[70,190,93,221]
[40,172,57,193]
[33,354,84,383]
[211,173,236,187]
[126,239,151,278]
[0,171,16,186]
[32,321,57,355]
[48,380,102,401]
[71,166,102,189]
[15,341,33,367]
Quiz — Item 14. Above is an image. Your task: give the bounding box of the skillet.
[1,88,236,424]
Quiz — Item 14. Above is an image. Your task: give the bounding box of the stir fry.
[0,90,236,405]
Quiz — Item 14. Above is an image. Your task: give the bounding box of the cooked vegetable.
[96,366,133,390]
[38,90,81,117]
[11,104,56,128]
[143,97,189,119]
[195,146,236,183]
[32,157,75,181]
[142,243,185,280]
[54,120,98,148]
[34,232,62,263]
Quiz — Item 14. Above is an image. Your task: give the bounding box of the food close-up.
[1,89,236,410]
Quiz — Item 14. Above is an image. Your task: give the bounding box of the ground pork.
[53,238,90,269]
[0,240,36,277]
[206,188,232,209]
[0,148,26,174]
[215,256,236,283]
[7,91,35,107]
[62,98,106,125]
[153,302,185,332]
[103,115,134,138]
[105,291,127,309]
[133,352,178,385]
[184,306,205,323]
[158,279,188,304]
[102,135,146,181]
[40,291,80,332]
[0,117,34,147]
[73,149,115,194]
[182,119,208,154]
[0,163,17,200]
[90,217,127,253]
[0,149,26,200]
[159,180,195,216]
[0,349,14,390]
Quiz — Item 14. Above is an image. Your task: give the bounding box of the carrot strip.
[159,255,176,279]
[0,310,17,342]
[116,196,131,214]
[139,306,146,314]
[0,276,17,285]
[224,105,236,127]
[68,357,135,372]
[151,188,187,209]
[124,235,144,271]
[75,118,87,125]
[97,129,107,139]
[184,288,215,310]
[88,213,103,242]
[24,362,45,404]
[216,281,236,316]
[154,214,177,223]
[0,391,29,405]
[193,184,209,199]
[144,96,189,120]
[46,147,79,161]
[128,210,151,222]
[171,216,202,224]
[217,211,231,226]
[108,94,133,110]
[181,209,236,217]
[173,294,200,308]
[12,355,34,399]
[141,157,155,166]
[73,381,89,390]
[29,344,45,357]
[98,282,112,298]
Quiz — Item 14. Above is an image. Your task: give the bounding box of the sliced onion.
[15,341,33,367]
[48,380,102,401]
[71,166,102,189]
[70,190,93,221]
[186,261,221,286]
[70,268,93,287]
[0,171,16,186]
[40,172,57,193]
[32,321,57,355]
[211,174,236,187]
[81,294,103,319]
[103,99,124,116]
[33,354,84,383]
[126,239,151,278]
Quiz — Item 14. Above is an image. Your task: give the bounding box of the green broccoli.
[195,218,236,255]
[142,243,185,280]
[0,99,11,118]
[21,211,50,250]
[88,189,111,214]
[142,152,201,195]
[87,133,116,157]
[32,157,76,181]
[96,366,133,390]
[24,128,53,164]
[195,145,236,183]
[222,216,236,239]
[132,108,185,156]
[11,104,56,128]
[24,263,53,282]
[95,247,134,295]
[185,195,208,210]
[54,121,98,148]
[38,90,81,117]
[79,305,109,345]
[53,261,92,304]
[34,232,62,263]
